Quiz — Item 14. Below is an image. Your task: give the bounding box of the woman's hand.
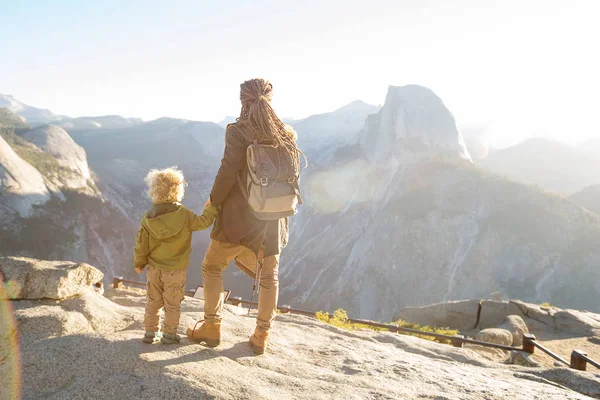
[134,266,144,274]
[205,198,211,207]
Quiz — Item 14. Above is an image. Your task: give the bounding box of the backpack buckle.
[260,177,268,186]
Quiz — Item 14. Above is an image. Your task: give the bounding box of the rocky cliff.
[2,258,599,400]
[360,85,471,168]
[0,108,29,132]
[20,124,94,194]
[278,86,600,320]
[280,158,600,320]
[0,109,132,279]
[0,134,50,217]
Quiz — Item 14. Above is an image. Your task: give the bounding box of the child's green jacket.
[134,203,217,271]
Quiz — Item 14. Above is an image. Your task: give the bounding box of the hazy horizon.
[2,0,599,148]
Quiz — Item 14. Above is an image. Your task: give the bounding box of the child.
[133,167,217,344]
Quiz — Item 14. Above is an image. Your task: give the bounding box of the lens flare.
[306,159,383,214]
[0,276,22,400]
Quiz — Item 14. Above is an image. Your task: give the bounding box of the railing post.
[522,333,536,354]
[112,277,122,289]
[451,334,464,348]
[570,349,588,371]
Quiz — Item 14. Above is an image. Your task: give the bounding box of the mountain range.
[2,88,600,321]
[477,138,600,195]
[579,137,600,156]
[57,115,143,131]
[277,86,600,319]
[570,184,600,215]
[0,94,67,125]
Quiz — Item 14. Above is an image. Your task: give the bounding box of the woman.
[187,78,303,354]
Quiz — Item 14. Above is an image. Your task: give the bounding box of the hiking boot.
[161,333,181,344]
[249,328,269,355]
[186,320,221,347]
[142,331,161,344]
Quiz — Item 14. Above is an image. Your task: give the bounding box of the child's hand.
[134,266,144,274]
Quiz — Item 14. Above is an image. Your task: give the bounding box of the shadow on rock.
[19,333,226,399]
[148,340,256,368]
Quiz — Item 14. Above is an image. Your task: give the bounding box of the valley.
[2,87,600,322]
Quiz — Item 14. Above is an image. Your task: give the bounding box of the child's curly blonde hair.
[144,167,186,204]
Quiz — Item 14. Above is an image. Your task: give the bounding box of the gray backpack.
[236,139,302,220]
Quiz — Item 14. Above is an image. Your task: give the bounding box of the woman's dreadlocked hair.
[238,78,307,170]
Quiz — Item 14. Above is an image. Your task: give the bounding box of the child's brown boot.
[187,320,221,347]
[161,333,181,344]
[249,328,269,355]
[142,331,161,344]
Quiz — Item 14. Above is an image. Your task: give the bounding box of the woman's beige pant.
[202,240,279,332]
[144,266,187,335]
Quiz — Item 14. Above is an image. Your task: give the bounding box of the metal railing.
[570,349,600,371]
[522,333,569,366]
[229,297,531,351]
[111,276,599,371]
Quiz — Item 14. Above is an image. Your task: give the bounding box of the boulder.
[510,300,600,336]
[554,310,600,336]
[61,288,140,333]
[0,257,103,300]
[497,315,529,346]
[509,300,557,329]
[394,300,480,330]
[463,344,508,362]
[475,328,513,346]
[477,300,525,329]
[0,279,19,399]
[507,350,541,368]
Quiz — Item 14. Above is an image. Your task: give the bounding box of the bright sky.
[1,0,599,148]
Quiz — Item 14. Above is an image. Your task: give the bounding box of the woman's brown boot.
[186,320,221,347]
[249,328,270,355]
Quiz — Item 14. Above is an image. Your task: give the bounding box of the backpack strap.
[291,180,303,205]
[227,123,252,144]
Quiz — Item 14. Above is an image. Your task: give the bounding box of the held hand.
[205,198,211,207]
[134,266,144,274]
